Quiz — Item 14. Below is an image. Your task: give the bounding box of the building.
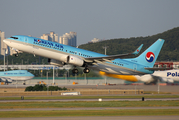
[54,34,58,43]
[154,61,179,69]
[59,32,77,47]
[40,31,56,42]
[40,31,76,47]
[41,34,49,40]
[91,38,100,43]
[0,31,8,55]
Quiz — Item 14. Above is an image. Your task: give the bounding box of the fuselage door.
[24,37,28,43]
[133,64,137,71]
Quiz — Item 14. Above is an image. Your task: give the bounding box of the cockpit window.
[10,37,18,39]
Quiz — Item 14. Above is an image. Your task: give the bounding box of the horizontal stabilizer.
[144,67,172,70]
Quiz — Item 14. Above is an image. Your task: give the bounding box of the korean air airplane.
[100,69,179,84]
[3,35,164,76]
[0,70,34,85]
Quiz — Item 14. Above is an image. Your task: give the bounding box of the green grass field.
[0,101,179,109]
[0,109,179,118]
[0,95,179,100]
[0,95,179,118]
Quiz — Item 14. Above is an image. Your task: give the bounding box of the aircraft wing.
[84,44,143,62]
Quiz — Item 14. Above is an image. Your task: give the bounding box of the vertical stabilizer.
[126,39,164,68]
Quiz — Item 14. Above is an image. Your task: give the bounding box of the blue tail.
[125,39,164,67]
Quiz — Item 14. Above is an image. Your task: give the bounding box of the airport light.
[102,45,109,84]
[53,65,55,85]
[65,71,67,84]
[102,45,109,55]
[47,71,49,95]
[158,79,160,94]
[3,48,7,71]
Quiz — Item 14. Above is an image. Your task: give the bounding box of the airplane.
[0,70,34,85]
[99,69,179,84]
[3,35,164,76]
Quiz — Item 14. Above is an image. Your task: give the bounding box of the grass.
[0,101,179,109]
[0,95,179,118]
[0,94,179,100]
[0,109,179,118]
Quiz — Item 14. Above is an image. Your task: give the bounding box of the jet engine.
[67,55,84,67]
[48,59,66,67]
[160,77,174,83]
[139,74,155,84]
[0,78,13,84]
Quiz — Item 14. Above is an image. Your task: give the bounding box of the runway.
[0,106,179,111]
[0,98,179,102]
[1,84,179,93]
[1,116,179,120]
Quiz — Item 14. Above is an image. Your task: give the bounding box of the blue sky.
[0,0,179,45]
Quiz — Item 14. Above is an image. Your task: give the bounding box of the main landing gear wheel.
[15,53,19,57]
[72,69,78,74]
[83,68,90,73]
[14,52,19,57]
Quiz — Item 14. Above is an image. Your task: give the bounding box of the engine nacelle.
[160,78,174,83]
[6,78,13,83]
[0,78,12,83]
[67,56,84,67]
[48,59,65,67]
[139,74,155,83]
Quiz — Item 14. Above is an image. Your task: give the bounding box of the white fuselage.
[153,70,179,81]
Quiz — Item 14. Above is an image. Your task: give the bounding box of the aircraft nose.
[30,73,35,78]
[3,39,9,44]
[3,39,11,46]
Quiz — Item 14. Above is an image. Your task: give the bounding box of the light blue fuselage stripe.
[0,70,34,77]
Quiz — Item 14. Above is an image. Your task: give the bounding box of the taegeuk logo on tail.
[145,52,155,63]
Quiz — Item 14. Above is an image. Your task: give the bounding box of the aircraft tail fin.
[125,39,165,68]
[132,44,143,55]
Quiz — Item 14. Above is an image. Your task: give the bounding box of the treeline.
[0,53,48,65]
[79,27,179,61]
[25,84,67,91]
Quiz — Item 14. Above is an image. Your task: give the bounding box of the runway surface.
[0,98,179,102]
[1,116,179,120]
[0,106,179,111]
[1,84,179,93]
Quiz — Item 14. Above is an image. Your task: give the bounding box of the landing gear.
[83,68,90,73]
[15,53,19,57]
[72,67,90,74]
[72,68,78,74]
[14,52,19,57]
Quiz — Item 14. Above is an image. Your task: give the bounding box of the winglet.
[132,44,143,55]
